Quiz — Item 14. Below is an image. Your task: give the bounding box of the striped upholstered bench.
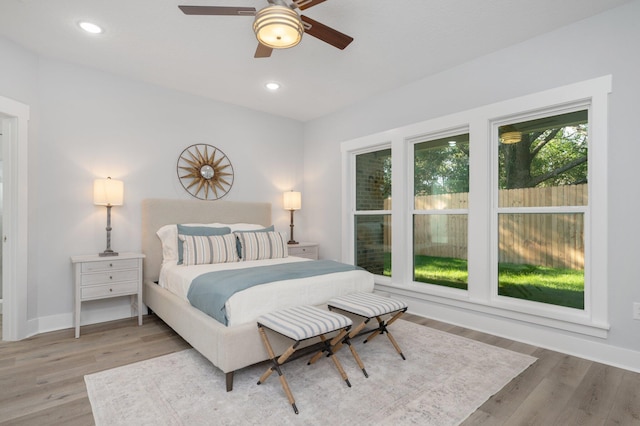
[256,305,354,414]
[328,292,408,361]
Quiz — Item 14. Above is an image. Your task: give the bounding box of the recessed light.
[265,82,281,91]
[79,21,103,34]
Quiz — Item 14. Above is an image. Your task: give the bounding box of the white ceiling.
[0,0,632,121]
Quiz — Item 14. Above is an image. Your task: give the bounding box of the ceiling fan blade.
[254,43,273,58]
[300,15,353,50]
[178,6,256,16]
[294,0,328,11]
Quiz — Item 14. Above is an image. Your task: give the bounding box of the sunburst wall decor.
[177,144,234,200]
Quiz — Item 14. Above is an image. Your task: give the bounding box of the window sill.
[375,280,610,339]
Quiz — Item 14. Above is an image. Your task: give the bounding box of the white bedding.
[159,256,375,326]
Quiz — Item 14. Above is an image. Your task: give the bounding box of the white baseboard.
[380,286,640,374]
[29,300,147,336]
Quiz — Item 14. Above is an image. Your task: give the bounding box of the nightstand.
[71,252,145,338]
[288,242,319,260]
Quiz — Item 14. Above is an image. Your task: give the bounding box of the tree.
[407,112,589,196]
[499,123,588,189]
[414,142,469,196]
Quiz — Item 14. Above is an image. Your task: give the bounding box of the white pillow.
[156,222,230,264]
[156,224,179,263]
[227,223,271,232]
[179,234,239,265]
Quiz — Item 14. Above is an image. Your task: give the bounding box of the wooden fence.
[384,184,586,269]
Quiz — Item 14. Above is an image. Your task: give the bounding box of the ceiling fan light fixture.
[253,5,303,49]
[499,125,522,144]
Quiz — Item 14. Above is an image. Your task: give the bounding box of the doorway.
[0,95,29,341]
[0,127,3,339]
[0,117,6,340]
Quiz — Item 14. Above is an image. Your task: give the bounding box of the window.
[496,110,587,310]
[354,148,391,276]
[413,132,469,290]
[342,76,610,337]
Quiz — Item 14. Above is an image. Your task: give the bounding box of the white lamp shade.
[94,178,124,206]
[283,191,301,210]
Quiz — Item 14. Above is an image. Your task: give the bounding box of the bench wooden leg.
[309,320,367,371]
[256,308,354,415]
[330,327,369,378]
[363,316,385,343]
[347,341,368,377]
[363,310,407,360]
[385,330,406,360]
[307,330,353,386]
[279,374,298,414]
[329,353,351,387]
[256,325,300,414]
[386,310,405,326]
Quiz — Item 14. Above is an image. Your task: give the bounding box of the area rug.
[85,320,535,425]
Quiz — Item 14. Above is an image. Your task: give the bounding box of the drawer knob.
[109,276,113,280]
[109,263,113,267]
[109,288,113,292]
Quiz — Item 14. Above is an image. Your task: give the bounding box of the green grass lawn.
[413,255,468,289]
[497,262,584,309]
[409,255,584,309]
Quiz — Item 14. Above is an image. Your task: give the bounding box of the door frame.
[0,95,29,341]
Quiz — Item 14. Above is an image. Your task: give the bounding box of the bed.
[141,198,374,391]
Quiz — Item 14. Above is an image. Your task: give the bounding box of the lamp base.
[288,240,298,245]
[99,250,119,257]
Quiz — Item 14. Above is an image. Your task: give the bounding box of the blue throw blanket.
[187,260,362,325]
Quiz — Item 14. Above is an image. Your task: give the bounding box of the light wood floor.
[0,313,638,425]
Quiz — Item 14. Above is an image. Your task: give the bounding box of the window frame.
[409,127,470,292]
[342,140,394,285]
[341,76,611,338]
[490,102,591,318]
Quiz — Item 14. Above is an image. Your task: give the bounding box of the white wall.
[304,1,640,367]
[0,37,39,105]
[1,0,639,370]
[0,37,304,332]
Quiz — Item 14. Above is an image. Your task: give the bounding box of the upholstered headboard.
[141,198,272,283]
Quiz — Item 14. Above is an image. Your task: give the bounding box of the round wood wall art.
[177,144,234,200]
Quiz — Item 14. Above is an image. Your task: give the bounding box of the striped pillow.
[235,231,288,261]
[178,233,239,265]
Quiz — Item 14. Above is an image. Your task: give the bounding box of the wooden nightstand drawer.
[81,269,139,286]
[288,243,319,260]
[81,281,139,299]
[81,258,139,273]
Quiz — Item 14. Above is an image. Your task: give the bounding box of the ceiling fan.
[179,0,354,58]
